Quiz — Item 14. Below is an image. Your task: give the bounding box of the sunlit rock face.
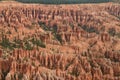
[0,1,120,80]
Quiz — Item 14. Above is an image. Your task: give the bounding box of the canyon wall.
[0,2,120,80]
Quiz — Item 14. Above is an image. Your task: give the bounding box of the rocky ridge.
[0,1,120,80]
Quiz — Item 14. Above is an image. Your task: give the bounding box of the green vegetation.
[54,33,62,44]
[0,32,46,50]
[0,0,15,1]
[22,37,46,49]
[24,41,33,50]
[52,24,58,33]
[31,38,46,48]
[80,25,99,34]
[38,21,50,31]
[38,21,63,44]
[108,28,116,36]
[0,32,14,50]
[38,21,57,32]
[116,32,120,38]
[0,33,22,50]
[108,28,120,38]
[0,38,14,50]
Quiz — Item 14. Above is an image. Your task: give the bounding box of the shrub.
[108,28,116,36]
[31,38,46,48]
[116,32,120,38]
[38,21,49,31]
[24,41,33,50]
[0,35,14,50]
[52,24,58,33]
[81,25,99,34]
[54,33,62,44]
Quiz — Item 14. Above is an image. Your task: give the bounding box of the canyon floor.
[0,1,120,80]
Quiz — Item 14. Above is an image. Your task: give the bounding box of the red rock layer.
[0,2,120,80]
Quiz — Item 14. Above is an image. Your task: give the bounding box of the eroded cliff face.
[0,1,120,80]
